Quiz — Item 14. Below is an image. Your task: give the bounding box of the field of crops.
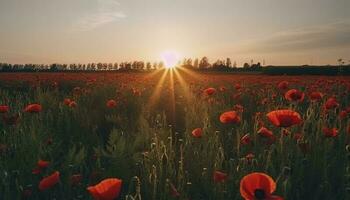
[0,70,350,200]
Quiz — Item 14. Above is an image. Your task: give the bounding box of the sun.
[160,50,181,69]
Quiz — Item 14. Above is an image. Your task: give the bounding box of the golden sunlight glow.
[160,50,181,68]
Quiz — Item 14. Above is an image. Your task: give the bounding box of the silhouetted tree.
[243,63,250,68]
[199,57,210,69]
[226,58,232,68]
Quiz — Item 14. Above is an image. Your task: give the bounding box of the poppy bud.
[346,145,350,153]
[150,143,156,150]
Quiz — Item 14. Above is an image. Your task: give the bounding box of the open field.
[0,70,350,200]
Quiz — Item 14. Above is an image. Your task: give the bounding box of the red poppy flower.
[24,104,42,113]
[323,127,338,138]
[32,168,41,175]
[258,127,274,138]
[38,171,60,191]
[284,89,305,102]
[277,81,289,90]
[45,138,53,146]
[234,104,244,113]
[240,172,283,200]
[309,92,323,102]
[63,98,72,106]
[324,97,339,110]
[0,105,9,113]
[204,87,216,96]
[346,106,350,113]
[293,133,303,141]
[106,100,117,108]
[87,178,122,200]
[69,101,77,108]
[245,153,255,163]
[235,83,242,90]
[169,182,180,198]
[191,128,202,138]
[219,86,226,92]
[37,160,50,168]
[240,134,251,145]
[266,110,302,128]
[220,111,241,124]
[340,110,348,119]
[213,171,228,183]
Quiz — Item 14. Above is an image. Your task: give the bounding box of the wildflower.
[277,81,289,90]
[245,153,255,163]
[258,127,273,138]
[37,160,50,168]
[213,171,228,183]
[204,87,216,95]
[309,92,323,102]
[235,83,242,90]
[38,171,60,191]
[219,86,226,92]
[323,127,338,138]
[169,182,180,198]
[266,110,302,128]
[33,160,50,175]
[87,178,122,200]
[258,127,276,145]
[106,99,117,108]
[191,128,202,138]
[0,105,9,113]
[234,104,244,113]
[285,89,304,102]
[63,98,72,106]
[24,104,42,113]
[69,101,77,108]
[293,133,303,141]
[340,110,348,119]
[240,172,283,200]
[241,134,251,145]
[220,111,241,124]
[324,97,339,110]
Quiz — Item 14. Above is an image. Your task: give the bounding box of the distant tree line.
[1,57,349,75]
[0,61,164,72]
[0,56,265,72]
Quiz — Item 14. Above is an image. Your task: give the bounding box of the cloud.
[237,20,350,54]
[74,0,126,31]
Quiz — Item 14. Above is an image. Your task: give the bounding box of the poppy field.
[0,70,350,200]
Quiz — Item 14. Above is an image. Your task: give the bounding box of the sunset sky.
[0,0,349,66]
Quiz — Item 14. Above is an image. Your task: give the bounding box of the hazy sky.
[0,0,349,65]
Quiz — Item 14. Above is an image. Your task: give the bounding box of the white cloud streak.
[74,0,126,31]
